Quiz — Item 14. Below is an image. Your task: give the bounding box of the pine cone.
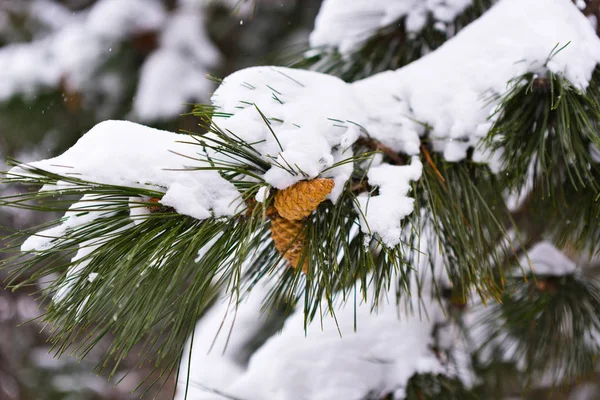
[270,216,307,272]
[245,198,278,218]
[274,178,335,221]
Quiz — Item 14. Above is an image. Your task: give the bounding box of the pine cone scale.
[274,178,335,220]
[270,216,307,272]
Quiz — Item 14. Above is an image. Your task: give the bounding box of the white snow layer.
[176,282,450,400]
[174,283,274,400]
[133,5,220,121]
[0,0,166,99]
[211,66,362,192]
[9,120,241,221]
[210,66,423,244]
[310,0,474,53]
[519,241,577,276]
[356,157,422,246]
[13,0,600,249]
[0,0,218,122]
[207,0,600,244]
[173,233,473,400]
[19,195,120,303]
[352,0,600,162]
[15,0,600,249]
[21,195,109,253]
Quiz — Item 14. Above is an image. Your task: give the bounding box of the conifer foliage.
[3,0,600,399]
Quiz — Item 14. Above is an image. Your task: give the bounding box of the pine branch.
[403,373,476,400]
[0,111,420,389]
[486,69,600,196]
[470,273,600,387]
[415,149,514,300]
[293,0,494,82]
[483,69,600,254]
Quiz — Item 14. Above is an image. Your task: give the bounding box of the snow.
[206,0,600,243]
[86,0,166,41]
[169,3,600,396]
[174,283,273,400]
[211,66,364,192]
[209,66,425,245]
[0,0,167,100]
[356,157,422,246]
[176,277,452,400]
[133,6,221,121]
[10,0,600,249]
[310,0,474,53]
[20,195,121,303]
[519,241,577,277]
[7,1,600,396]
[352,0,600,162]
[54,243,100,304]
[9,120,242,221]
[0,0,218,122]
[174,235,471,400]
[173,233,475,400]
[255,186,270,203]
[28,0,76,34]
[21,197,108,252]
[225,302,443,400]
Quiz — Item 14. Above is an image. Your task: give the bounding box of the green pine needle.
[417,150,514,301]
[472,273,600,387]
[486,69,600,196]
[291,0,494,82]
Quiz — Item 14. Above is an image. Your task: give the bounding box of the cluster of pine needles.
[1,60,600,396]
[293,0,494,82]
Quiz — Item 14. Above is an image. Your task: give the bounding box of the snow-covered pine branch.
[2,0,600,398]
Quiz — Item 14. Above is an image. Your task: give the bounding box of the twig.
[350,179,369,193]
[420,144,446,189]
[355,137,406,165]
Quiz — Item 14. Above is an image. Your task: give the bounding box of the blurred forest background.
[0,0,321,398]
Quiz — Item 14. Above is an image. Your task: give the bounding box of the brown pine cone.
[270,215,308,272]
[274,178,335,221]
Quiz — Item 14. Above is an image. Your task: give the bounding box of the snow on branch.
[0,0,220,122]
[0,0,166,100]
[175,271,462,400]
[9,120,242,222]
[133,3,221,121]
[9,0,600,250]
[310,0,476,53]
[352,0,600,161]
[3,1,600,395]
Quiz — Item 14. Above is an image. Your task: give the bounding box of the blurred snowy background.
[0,0,321,398]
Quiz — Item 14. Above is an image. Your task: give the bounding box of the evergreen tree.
[3,0,600,399]
[0,0,319,398]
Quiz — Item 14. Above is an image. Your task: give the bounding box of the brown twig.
[350,179,369,193]
[355,137,406,165]
[148,197,175,213]
[421,144,447,189]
